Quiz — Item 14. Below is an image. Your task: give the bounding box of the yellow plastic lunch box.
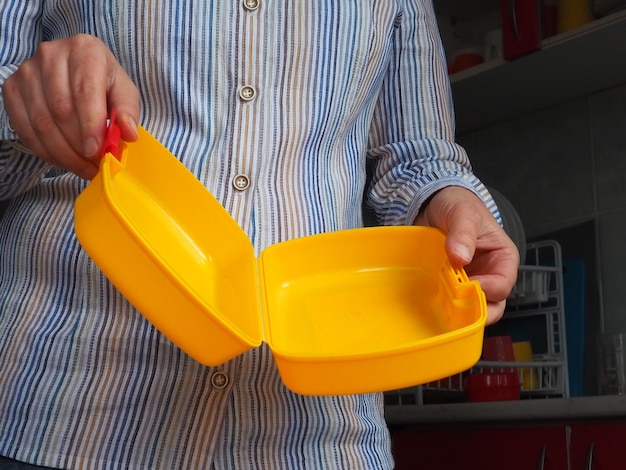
[73,118,487,395]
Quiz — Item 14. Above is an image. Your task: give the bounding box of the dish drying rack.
[385,240,569,406]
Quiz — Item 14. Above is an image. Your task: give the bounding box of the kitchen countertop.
[385,395,626,428]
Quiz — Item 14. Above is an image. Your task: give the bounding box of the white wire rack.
[385,240,569,406]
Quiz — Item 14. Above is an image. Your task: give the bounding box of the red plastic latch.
[100,109,122,160]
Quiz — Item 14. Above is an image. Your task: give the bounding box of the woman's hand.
[2,34,140,179]
[414,186,520,324]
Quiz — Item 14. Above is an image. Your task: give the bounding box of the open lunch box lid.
[73,116,487,395]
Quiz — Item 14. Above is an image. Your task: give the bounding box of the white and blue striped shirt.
[0,1,496,469]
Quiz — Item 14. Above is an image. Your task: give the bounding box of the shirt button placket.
[232,0,259,195]
[240,0,258,105]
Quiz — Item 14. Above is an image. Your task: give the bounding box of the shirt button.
[211,371,229,389]
[239,85,256,102]
[243,0,259,11]
[233,174,250,191]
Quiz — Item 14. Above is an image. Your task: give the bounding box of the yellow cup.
[557,0,593,33]
[513,341,539,390]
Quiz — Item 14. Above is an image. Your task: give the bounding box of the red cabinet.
[391,425,568,470]
[569,422,626,469]
[391,421,626,470]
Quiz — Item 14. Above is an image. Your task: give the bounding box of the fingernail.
[124,116,138,140]
[454,244,472,263]
[84,137,100,158]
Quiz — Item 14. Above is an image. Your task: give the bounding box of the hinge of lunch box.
[100,109,122,160]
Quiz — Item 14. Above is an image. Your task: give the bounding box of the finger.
[471,270,518,306]
[414,186,482,266]
[68,37,139,150]
[2,75,29,137]
[27,103,99,180]
[66,37,112,157]
[444,209,480,267]
[6,61,63,158]
[486,299,507,325]
[6,65,98,179]
[36,35,138,160]
[106,63,140,142]
[35,41,85,157]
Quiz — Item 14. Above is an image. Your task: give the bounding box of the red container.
[482,335,516,362]
[501,0,541,60]
[448,49,484,74]
[466,372,521,402]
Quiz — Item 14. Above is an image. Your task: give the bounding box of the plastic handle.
[100,109,122,160]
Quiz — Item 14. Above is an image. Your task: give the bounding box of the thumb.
[415,186,480,267]
[107,61,140,142]
[445,217,478,267]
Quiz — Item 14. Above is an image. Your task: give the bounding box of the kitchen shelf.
[445,8,626,134]
[385,394,626,426]
[385,359,565,409]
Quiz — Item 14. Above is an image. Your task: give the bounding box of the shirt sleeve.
[365,0,499,226]
[0,1,53,200]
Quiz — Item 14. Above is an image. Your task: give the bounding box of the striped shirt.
[0,1,497,469]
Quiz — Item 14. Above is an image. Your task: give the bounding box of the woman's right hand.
[2,34,140,180]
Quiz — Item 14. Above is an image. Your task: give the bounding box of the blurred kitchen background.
[389,2,626,467]
[368,0,626,400]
